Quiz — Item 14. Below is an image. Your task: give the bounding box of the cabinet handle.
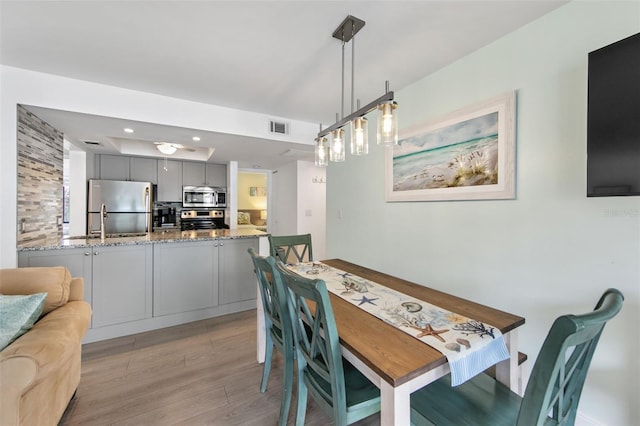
[84,252,91,256]
[220,242,224,247]
[94,251,99,256]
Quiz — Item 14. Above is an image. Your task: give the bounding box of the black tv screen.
[587,32,640,197]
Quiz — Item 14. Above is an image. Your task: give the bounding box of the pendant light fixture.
[314,15,398,166]
[351,100,368,155]
[314,125,329,167]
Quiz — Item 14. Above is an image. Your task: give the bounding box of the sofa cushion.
[0,293,47,351]
[0,267,71,315]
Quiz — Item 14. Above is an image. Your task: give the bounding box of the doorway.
[237,170,270,232]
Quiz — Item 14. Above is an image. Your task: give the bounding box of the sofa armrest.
[0,356,38,426]
[68,277,84,302]
[0,300,91,425]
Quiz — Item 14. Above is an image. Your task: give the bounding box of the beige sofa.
[0,266,92,426]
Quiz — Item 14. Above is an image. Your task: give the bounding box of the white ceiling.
[1,0,567,169]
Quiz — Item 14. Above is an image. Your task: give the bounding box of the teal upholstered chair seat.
[411,288,624,426]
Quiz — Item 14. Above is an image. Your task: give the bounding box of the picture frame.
[385,91,516,202]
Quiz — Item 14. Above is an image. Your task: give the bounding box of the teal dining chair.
[410,288,624,426]
[275,261,381,426]
[269,234,313,263]
[247,248,295,426]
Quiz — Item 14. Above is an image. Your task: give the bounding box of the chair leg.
[260,340,274,393]
[278,354,294,426]
[295,376,308,426]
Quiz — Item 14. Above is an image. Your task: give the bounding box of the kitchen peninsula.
[18,229,267,343]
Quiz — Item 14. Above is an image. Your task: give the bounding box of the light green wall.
[326,2,639,424]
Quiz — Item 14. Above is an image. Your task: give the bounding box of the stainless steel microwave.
[182,186,227,208]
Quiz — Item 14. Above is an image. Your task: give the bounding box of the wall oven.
[182,186,227,208]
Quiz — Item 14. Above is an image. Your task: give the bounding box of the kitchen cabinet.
[17,248,92,311]
[219,238,258,304]
[157,159,183,201]
[183,162,206,186]
[153,240,219,316]
[205,164,227,187]
[130,157,157,183]
[97,155,157,183]
[99,155,130,180]
[204,163,227,187]
[91,245,153,328]
[154,237,257,313]
[18,245,153,328]
[183,162,227,187]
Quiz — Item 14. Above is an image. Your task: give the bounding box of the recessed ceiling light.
[192,136,201,142]
[124,128,134,133]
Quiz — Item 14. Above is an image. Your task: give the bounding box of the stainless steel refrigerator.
[87,179,152,235]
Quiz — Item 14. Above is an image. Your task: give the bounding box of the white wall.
[297,161,327,261]
[271,162,298,236]
[270,160,327,260]
[68,149,87,236]
[0,66,317,266]
[326,2,639,425]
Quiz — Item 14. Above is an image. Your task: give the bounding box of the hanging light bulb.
[350,116,368,155]
[377,100,398,146]
[330,128,345,162]
[315,135,329,167]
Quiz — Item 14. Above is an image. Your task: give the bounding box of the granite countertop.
[17,228,269,251]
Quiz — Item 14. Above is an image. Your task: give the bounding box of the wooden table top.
[321,258,525,387]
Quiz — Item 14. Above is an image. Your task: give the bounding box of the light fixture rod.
[351,28,355,114]
[318,90,394,138]
[341,40,345,119]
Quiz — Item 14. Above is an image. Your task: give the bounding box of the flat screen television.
[587,31,640,197]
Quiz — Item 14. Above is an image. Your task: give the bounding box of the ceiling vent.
[269,120,289,135]
[82,140,101,146]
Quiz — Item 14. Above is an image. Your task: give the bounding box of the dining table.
[256,258,526,425]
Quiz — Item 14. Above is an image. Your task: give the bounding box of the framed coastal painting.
[385,91,516,202]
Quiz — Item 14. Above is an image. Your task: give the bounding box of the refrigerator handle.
[144,187,150,233]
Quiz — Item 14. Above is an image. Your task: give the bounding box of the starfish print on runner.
[410,323,449,342]
[353,295,379,306]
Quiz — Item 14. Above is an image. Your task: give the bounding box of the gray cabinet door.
[157,159,183,202]
[17,248,93,314]
[153,241,219,315]
[92,245,153,328]
[130,157,157,183]
[100,155,130,180]
[219,238,258,304]
[205,164,227,187]
[183,162,205,186]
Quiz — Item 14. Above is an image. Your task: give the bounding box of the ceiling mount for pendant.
[332,15,365,43]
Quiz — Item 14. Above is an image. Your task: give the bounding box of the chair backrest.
[517,288,624,426]
[269,234,313,263]
[275,261,348,424]
[248,248,293,354]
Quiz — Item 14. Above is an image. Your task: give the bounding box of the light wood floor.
[60,309,380,426]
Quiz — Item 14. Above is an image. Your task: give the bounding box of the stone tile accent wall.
[17,105,64,245]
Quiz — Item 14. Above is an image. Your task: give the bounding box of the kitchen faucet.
[100,203,108,241]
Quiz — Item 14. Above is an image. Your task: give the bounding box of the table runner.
[287,262,509,386]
